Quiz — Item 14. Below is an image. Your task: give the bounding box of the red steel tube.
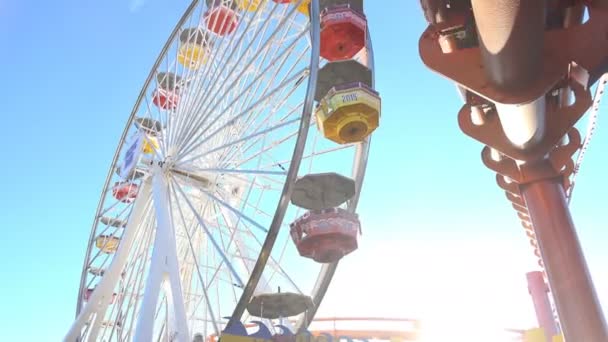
[526,271,557,340]
[521,178,608,342]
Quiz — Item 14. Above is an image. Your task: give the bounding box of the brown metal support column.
[526,271,557,340]
[520,178,608,342]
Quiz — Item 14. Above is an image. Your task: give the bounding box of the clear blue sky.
[0,1,606,340]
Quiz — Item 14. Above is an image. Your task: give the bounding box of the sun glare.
[417,315,520,342]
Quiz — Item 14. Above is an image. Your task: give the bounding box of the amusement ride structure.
[64,0,606,341]
[417,0,607,341]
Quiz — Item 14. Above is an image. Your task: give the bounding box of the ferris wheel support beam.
[64,179,152,342]
[134,164,190,342]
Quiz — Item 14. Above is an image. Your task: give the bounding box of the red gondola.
[320,5,367,62]
[152,88,180,110]
[290,207,360,263]
[205,3,239,36]
[112,182,138,203]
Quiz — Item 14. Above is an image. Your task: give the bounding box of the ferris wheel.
[65,0,380,341]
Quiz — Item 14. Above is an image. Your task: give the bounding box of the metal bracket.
[419,7,608,104]
[460,78,590,162]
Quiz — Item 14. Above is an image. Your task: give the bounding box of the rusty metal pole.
[521,178,608,341]
[526,271,557,341]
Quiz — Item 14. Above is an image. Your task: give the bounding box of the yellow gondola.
[178,28,209,70]
[315,82,381,144]
[235,0,263,12]
[95,235,120,254]
[142,135,159,154]
[292,0,310,16]
[178,44,208,70]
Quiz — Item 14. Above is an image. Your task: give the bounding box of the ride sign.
[119,132,144,180]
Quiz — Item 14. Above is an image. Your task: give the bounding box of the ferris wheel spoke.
[225,130,300,170]
[163,6,210,150]
[216,188,276,222]
[261,144,358,171]
[170,26,267,152]
[214,197,302,295]
[211,100,303,176]
[221,76,299,156]
[182,167,287,178]
[175,62,308,163]
[251,174,287,188]
[212,200,261,273]
[171,3,299,153]
[222,33,309,136]
[185,198,266,301]
[200,228,244,294]
[178,43,307,164]
[169,23,248,154]
[173,24,308,158]
[200,182,271,234]
[175,217,212,328]
[169,180,222,336]
[153,7,207,154]
[182,211,224,324]
[217,99,305,170]
[210,211,263,294]
[225,13,305,118]
[176,167,287,176]
[213,221,246,309]
[182,117,300,168]
[212,202,294,332]
[261,237,299,294]
[172,1,277,126]
[172,176,245,289]
[232,225,301,296]
[177,208,208,301]
[205,29,310,161]
[229,69,305,142]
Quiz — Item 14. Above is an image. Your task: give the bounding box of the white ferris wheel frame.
[65,0,376,340]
